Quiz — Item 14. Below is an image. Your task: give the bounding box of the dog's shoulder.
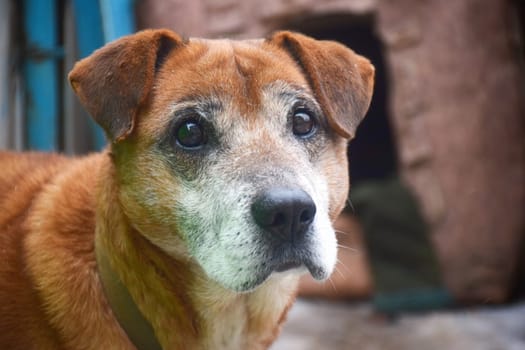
[0,150,106,248]
[0,151,73,228]
[0,152,72,347]
[0,151,107,348]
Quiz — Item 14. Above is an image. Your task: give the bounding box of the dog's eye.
[175,120,206,149]
[292,109,316,137]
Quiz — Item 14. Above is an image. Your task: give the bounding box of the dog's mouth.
[260,244,331,282]
[195,229,335,293]
[274,260,302,272]
[272,259,328,281]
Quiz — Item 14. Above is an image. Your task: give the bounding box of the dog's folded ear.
[68,29,183,142]
[268,31,375,139]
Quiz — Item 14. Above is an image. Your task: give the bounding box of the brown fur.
[0,29,373,349]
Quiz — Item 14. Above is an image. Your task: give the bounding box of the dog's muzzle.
[251,187,317,273]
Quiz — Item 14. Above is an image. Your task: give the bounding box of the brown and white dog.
[0,29,373,349]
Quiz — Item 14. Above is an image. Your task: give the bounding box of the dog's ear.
[268,31,375,139]
[68,29,183,142]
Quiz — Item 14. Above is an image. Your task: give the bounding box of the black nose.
[251,187,316,243]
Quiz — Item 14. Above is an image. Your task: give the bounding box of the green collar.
[95,242,163,350]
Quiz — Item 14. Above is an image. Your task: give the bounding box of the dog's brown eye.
[175,120,206,149]
[292,109,316,137]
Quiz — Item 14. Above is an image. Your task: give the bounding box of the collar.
[95,241,163,350]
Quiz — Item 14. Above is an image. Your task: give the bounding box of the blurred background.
[1,0,524,348]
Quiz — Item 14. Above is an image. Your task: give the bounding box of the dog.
[0,29,374,349]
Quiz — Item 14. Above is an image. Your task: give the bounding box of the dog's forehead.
[152,37,310,114]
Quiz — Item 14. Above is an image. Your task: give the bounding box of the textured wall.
[137,0,377,38]
[377,0,525,302]
[136,0,525,303]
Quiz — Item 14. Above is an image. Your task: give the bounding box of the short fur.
[0,29,374,349]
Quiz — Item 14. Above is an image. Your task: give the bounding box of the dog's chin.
[223,257,332,293]
[272,260,331,281]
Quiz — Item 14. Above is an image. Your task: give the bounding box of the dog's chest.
[196,276,299,350]
[204,299,247,350]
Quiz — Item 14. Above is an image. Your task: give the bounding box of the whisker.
[346,198,355,214]
[335,229,351,236]
[327,276,337,292]
[333,265,346,280]
[337,244,360,254]
[336,258,352,274]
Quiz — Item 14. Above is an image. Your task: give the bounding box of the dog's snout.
[251,188,316,243]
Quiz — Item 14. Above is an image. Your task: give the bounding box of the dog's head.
[69,29,374,292]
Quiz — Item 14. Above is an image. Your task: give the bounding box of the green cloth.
[350,177,453,312]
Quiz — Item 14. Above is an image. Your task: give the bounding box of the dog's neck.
[94,154,299,349]
[95,156,200,349]
[95,235,163,350]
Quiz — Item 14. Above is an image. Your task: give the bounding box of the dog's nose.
[251,188,316,243]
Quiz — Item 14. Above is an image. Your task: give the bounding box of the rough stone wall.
[136,0,525,303]
[377,0,525,302]
[137,0,377,38]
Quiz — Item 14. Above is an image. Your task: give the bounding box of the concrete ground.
[271,299,525,350]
